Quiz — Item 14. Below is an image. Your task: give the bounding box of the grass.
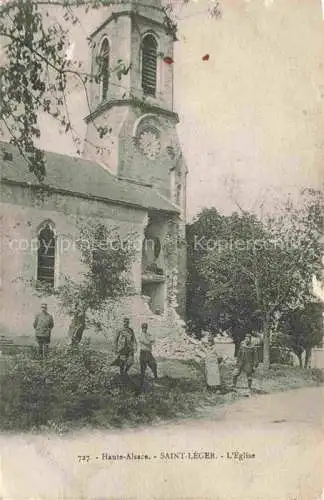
[0,348,322,434]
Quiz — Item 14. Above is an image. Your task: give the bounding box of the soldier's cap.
[141,322,148,328]
[41,303,47,307]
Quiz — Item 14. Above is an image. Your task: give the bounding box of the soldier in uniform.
[138,322,158,388]
[112,317,137,377]
[33,303,54,358]
[233,333,259,392]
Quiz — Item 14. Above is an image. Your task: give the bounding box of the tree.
[55,221,136,338]
[186,208,263,347]
[186,208,224,336]
[186,189,323,369]
[279,302,323,368]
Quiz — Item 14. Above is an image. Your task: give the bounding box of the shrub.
[0,344,114,430]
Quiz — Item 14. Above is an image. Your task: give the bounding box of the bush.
[0,344,114,430]
[1,345,322,432]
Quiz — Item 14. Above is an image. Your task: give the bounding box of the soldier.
[233,333,258,393]
[138,322,158,388]
[33,303,54,358]
[112,317,137,377]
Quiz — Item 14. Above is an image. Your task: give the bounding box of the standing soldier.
[112,317,137,378]
[138,322,158,388]
[233,333,258,393]
[33,303,54,358]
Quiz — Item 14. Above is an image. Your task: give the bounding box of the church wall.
[83,105,129,173]
[84,104,182,200]
[118,108,180,196]
[89,15,132,109]
[0,182,147,339]
[0,0,188,342]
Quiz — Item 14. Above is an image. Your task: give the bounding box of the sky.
[173,0,324,218]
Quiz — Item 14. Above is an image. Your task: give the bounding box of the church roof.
[0,142,179,214]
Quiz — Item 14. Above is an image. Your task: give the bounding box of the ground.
[0,385,323,500]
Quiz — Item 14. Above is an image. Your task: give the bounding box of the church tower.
[83,0,187,317]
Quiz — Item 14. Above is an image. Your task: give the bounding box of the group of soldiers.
[111,317,158,387]
[33,305,158,387]
[33,303,259,392]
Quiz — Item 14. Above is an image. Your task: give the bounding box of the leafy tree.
[187,209,265,351]
[278,302,323,368]
[187,190,323,369]
[254,189,323,368]
[186,208,224,335]
[56,221,136,338]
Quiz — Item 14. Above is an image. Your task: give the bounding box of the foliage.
[186,190,323,368]
[278,302,323,367]
[186,208,264,336]
[55,221,136,316]
[0,344,113,430]
[1,345,322,432]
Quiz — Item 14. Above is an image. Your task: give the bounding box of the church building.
[0,0,187,341]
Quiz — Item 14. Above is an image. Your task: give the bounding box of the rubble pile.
[154,329,206,361]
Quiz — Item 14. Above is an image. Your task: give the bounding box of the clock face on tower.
[138,129,161,160]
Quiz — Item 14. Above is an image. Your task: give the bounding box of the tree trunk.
[297,353,303,368]
[263,327,270,370]
[304,347,312,369]
[234,340,240,358]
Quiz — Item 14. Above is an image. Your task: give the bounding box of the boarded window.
[37,223,55,287]
[141,34,158,97]
[99,38,110,101]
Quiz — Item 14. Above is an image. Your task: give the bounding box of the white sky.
[173,0,324,218]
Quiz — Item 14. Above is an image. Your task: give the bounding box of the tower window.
[141,34,158,97]
[99,38,110,101]
[37,222,56,287]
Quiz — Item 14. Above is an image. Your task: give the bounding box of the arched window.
[99,38,110,101]
[37,222,56,287]
[141,34,158,97]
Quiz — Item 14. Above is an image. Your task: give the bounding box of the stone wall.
[0,182,146,339]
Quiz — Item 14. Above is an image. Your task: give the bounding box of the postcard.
[0,0,323,499]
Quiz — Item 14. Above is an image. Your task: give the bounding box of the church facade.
[0,0,187,341]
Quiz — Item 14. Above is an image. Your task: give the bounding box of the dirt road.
[1,386,323,500]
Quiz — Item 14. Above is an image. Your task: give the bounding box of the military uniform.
[233,337,258,389]
[112,326,137,375]
[33,310,54,357]
[138,326,158,386]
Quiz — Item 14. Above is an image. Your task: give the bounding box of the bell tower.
[83,0,187,206]
[83,0,187,318]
